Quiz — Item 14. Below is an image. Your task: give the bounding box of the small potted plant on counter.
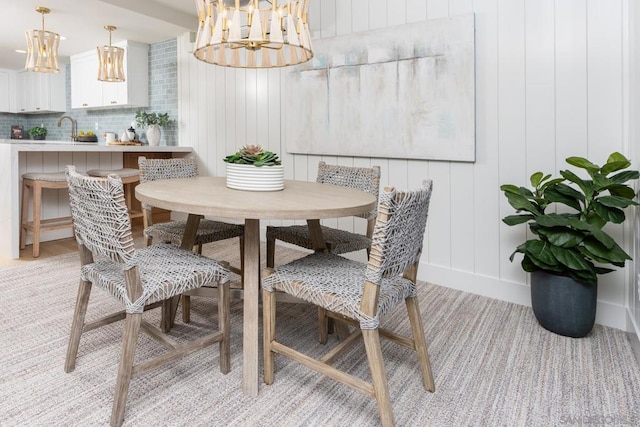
[135,110,170,146]
[501,152,639,337]
[223,144,284,191]
[28,126,47,140]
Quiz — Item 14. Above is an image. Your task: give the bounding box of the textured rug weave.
[0,240,639,427]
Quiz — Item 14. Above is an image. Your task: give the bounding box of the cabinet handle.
[82,103,88,106]
[36,107,40,110]
[110,101,117,104]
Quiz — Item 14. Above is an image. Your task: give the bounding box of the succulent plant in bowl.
[223,145,281,167]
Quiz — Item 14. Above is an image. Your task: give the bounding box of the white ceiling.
[0,0,199,71]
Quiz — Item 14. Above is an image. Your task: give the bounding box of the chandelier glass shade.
[194,0,313,68]
[25,7,60,73]
[97,25,125,82]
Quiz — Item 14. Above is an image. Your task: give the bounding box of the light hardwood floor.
[0,226,145,268]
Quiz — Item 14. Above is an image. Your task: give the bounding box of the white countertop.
[0,139,192,153]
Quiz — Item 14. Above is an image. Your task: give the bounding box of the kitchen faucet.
[57,115,77,141]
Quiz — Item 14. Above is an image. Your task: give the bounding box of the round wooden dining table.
[136,176,377,397]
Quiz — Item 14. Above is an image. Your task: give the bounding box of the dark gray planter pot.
[32,134,46,140]
[530,271,597,338]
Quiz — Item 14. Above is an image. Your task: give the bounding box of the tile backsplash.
[1,38,178,145]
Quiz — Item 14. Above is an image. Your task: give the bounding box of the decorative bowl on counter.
[76,135,98,142]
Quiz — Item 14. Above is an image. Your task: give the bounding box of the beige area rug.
[1,240,639,427]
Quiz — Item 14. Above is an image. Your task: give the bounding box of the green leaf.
[549,245,592,271]
[535,213,572,228]
[520,240,559,267]
[500,184,520,194]
[566,156,600,173]
[536,226,584,248]
[538,177,566,193]
[601,161,631,175]
[607,184,637,199]
[597,195,637,209]
[502,215,534,226]
[560,170,593,198]
[504,192,541,215]
[530,172,543,187]
[591,201,625,224]
[609,170,640,184]
[544,184,583,211]
[582,237,632,263]
[567,268,597,286]
[567,218,615,248]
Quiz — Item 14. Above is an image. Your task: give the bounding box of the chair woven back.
[66,166,135,263]
[316,161,381,219]
[365,180,433,284]
[138,157,198,182]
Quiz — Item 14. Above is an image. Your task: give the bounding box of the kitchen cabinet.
[15,69,66,113]
[71,40,149,110]
[0,71,11,113]
[70,53,102,108]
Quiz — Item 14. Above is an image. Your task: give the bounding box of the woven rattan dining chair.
[262,180,434,427]
[138,156,244,323]
[265,161,381,268]
[63,166,232,427]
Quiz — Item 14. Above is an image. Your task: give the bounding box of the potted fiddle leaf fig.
[224,145,284,191]
[501,152,639,337]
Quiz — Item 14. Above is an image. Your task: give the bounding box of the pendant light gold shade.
[25,7,60,73]
[97,25,125,82]
[194,0,313,68]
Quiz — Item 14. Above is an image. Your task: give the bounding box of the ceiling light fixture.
[194,0,313,68]
[25,6,60,73]
[97,25,125,82]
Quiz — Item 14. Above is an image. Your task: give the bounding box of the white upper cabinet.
[71,40,149,110]
[14,69,66,113]
[70,53,102,108]
[0,71,11,113]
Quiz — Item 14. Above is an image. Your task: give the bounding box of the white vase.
[146,124,161,146]
[226,163,284,191]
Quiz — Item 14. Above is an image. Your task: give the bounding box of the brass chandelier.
[97,25,125,82]
[25,6,60,73]
[194,0,313,68]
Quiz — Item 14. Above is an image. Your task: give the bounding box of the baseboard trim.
[420,262,630,332]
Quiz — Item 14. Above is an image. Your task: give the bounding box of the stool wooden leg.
[20,181,30,250]
[32,182,42,258]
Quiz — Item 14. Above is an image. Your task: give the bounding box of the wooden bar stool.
[87,168,143,220]
[20,171,74,258]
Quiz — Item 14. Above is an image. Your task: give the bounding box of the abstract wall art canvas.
[285,14,476,162]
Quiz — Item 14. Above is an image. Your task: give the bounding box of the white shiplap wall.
[177,0,633,331]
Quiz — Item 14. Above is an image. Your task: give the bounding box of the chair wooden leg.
[31,183,42,258]
[65,280,92,373]
[110,312,142,427]
[335,320,351,340]
[182,295,191,323]
[362,328,395,427]
[406,296,435,392]
[266,236,276,268]
[318,307,329,344]
[219,282,230,374]
[239,236,245,287]
[263,288,276,385]
[20,181,30,250]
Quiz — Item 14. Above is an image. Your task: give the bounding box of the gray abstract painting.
[285,14,476,162]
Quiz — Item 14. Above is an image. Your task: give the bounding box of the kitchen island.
[0,139,192,259]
